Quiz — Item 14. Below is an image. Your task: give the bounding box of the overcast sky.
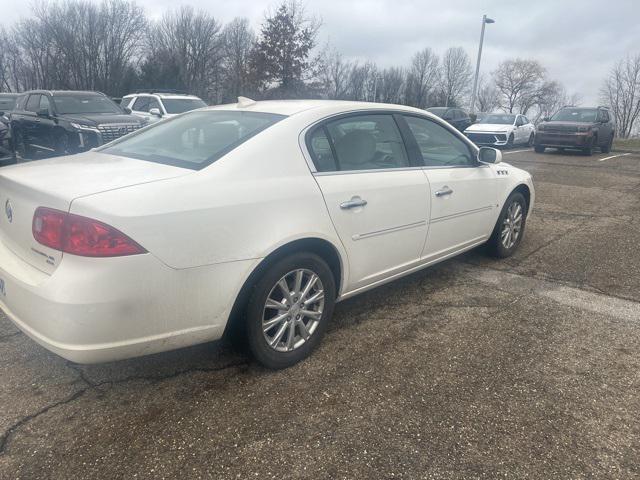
[1,0,639,105]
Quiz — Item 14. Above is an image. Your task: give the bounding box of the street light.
[470,14,495,114]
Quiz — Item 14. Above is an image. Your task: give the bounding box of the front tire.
[487,192,527,258]
[582,136,596,156]
[245,252,336,369]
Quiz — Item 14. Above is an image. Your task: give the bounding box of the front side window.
[52,95,122,114]
[310,114,409,172]
[404,115,475,167]
[101,110,285,170]
[163,98,208,114]
[26,94,41,113]
[39,95,51,114]
[132,97,150,112]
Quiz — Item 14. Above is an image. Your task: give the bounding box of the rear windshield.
[53,95,122,114]
[551,108,597,123]
[100,110,286,170]
[0,95,18,112]
[163,98,207,114]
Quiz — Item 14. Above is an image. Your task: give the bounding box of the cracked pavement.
[1,149,640,479]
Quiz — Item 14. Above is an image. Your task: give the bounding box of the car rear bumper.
[0,240,256,363]
[535,132,592,148]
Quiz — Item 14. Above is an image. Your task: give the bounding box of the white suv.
[121,91,207,123]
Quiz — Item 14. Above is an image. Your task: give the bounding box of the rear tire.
[534,145,545,154]
[244,252,336,369]
[487,192,527,258]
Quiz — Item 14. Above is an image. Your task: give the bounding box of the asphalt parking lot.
[1,148,640,479]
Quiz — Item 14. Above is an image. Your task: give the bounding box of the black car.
[10,90,147,160]
[0,93,19,166]
[426,107,472,132]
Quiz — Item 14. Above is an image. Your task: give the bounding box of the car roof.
[123,93,201,99]
[207,99,428,117]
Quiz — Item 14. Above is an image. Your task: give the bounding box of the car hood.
[465,123,513,133]
[60,113,145,127]
[540,121,596,130]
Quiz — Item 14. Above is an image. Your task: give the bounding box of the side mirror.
[124,107,132,114]
[477,147,502,165]
[149,108,162,117]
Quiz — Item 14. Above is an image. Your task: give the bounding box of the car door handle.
[340,197,368,209]
[435,186,453,197]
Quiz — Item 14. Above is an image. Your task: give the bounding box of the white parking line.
[599,153,631,162]
[503,149,532,155]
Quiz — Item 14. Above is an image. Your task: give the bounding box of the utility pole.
[470,14,495,113]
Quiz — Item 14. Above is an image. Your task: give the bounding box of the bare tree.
[319,48,354,99]
[375,67,406,104]
[601,54,640,138]
[145,6,223,101]
[438,47,472,107]
[405,48,439,108]
[221,18,256,102]
[475,74,499,113]
[493,58,545,113]
[346,61,377,101]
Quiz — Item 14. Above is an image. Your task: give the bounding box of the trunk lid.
[0,152,190,274]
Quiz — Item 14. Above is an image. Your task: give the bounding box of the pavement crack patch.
[0,331,22,341]
[0,389,88,456]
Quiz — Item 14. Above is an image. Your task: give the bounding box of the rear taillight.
[33,207,146,257]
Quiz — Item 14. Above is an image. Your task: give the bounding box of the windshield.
[551,108,598,123]
[52,95,123,115]
[479,114,515,125]
[101,110,285,170]
[163,98,207,114]
[0,96,17,112]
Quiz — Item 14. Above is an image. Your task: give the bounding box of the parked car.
[10,90,146,160]
[464,113,535,148]
[0,93,19,166]
[0,99,534,369]
[121,90,207,123]
[426,107,472,132]
[535,106,614,155]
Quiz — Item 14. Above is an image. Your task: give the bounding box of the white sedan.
[465,113,536,148]
[0,99,534,369]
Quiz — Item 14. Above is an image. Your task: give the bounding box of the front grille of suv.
[97,123,142,144]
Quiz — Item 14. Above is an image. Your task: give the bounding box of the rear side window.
[403,115,475,167]
[100,110,286,170]
[308,114,409,172]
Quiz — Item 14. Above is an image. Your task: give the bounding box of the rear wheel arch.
[224,237,344,338]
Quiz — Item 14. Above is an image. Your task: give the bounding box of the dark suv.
[10,90,146,160]
[535,106,615,156]
[426,107,472,132]
[0,93,19,166]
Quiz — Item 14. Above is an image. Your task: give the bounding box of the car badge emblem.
[4,199,12,223]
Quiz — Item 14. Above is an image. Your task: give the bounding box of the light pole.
[470,14,495,114]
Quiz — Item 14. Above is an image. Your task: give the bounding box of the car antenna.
[237,96,256,108]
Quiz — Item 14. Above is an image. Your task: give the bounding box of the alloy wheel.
[262,269,325,352]
[501,201,523,249]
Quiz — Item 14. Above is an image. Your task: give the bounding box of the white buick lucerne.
[0,99,534,369]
